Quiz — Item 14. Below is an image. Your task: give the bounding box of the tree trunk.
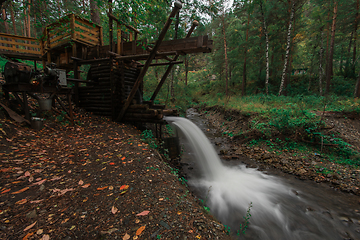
[325,1,338,95]
[90,0,100,25]
[260,0,270,95]
[278,1,295,96]
[355,72,360,97]
[1,8,8,33]
[242,13,250,96]
[319,31,324,96]
[10,2,16,35]
[185,56,188,85]
[353,0,359,79]
[27,0,31,37]
[222,13,229,96]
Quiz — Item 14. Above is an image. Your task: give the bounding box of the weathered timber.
[116,1,182,121]
[150,20,198,101]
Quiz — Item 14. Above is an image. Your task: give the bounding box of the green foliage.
[141,130,158,149]
[238,202,252,236]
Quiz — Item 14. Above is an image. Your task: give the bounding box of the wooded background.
[1,0,359,98]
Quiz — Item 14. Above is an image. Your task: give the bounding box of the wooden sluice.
[0,1,211,125]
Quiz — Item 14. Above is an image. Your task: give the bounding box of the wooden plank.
[75,30,99,42]
[71,14,76,39]
[0,33,38,42]
[51,37,72,49]
[75,16,101,29]
[0,39,39,49]
[0,45,41,54]
[73,37,97,46]
[74,23,99,35]
[50,33,71,44]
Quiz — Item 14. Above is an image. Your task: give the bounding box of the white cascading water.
[165,116,293,238]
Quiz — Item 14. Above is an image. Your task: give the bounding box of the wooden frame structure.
[0,1,212,125]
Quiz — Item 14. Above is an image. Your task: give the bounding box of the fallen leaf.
[111,206,118,214]
[82,184,91,188]
[109,186,114,190]
[136,226,145,236]
[41,234,50,240]
[1,188,11,194]
[22,232,34,240]
[122,233,130,240]
[24,171,30,177]
[23,221,37,231]
[109,162,115,165]
[12,187,29,194]
[101,228,118,234]
[121,157,126,161]
[120,185,129,191]
[36,229,43,235]
[28,176,34,182]
[30,199,43,204]
[15,199,27,205]
[97,186,108,191]
[136,211,150,216]
[31,179,46,186]
[78,180,84,185]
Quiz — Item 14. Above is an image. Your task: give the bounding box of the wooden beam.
[108,12,140,34]
[116,1,182,122]
[150,20,199,102]
[137,61,183,67]
[108,51,177,60]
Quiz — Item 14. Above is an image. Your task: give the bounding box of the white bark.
[278,1,295,96]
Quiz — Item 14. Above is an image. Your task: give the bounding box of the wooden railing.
[44,14,103,50]
[0,33,42,56]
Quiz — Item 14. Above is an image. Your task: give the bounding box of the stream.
[167,109,360,240]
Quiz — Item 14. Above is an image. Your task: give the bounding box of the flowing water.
[165,110,360,240]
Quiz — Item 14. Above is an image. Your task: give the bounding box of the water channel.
[166,109,360,240]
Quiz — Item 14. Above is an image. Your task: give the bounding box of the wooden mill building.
[0,2,212,124]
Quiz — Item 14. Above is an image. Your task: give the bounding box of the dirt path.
[197,106,360,196]
[0,109,231,239]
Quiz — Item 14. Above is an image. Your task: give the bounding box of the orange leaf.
[121,157,126,160]
[12,187,29,194]
[120,185,129,191]
[1,188,11,194]
[136,226,145,236]
[122,233,130,240]
[22,232,34,240]
[23,221,37,231]
[82,183,91,188]
[97,186,108,191]
[109,162,115,165]
[16,199,27,205]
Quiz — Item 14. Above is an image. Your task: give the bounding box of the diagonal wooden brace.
[150,20,199,102]
[116,1,183,122]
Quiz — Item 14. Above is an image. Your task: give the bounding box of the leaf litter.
[0,110,231,239]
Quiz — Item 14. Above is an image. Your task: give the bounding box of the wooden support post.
[117,23,122,54]
[99,27,103,46]
[150,20,199,102]
[13,92,24,109]
[109,0,113,52]
[73,59,79,105]
[22,92,30,121]
[70,14,75,40]
[116,2,183,122]
[46,28,51,64]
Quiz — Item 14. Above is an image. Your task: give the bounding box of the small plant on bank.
[141,129,158,149]
[238,202,252,236]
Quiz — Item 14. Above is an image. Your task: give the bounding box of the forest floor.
[197,106,360,197]
[0,100,231,240]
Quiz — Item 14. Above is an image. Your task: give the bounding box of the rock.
[26,210,37,219]
[297,169,307,175]
[159,220,171,230]
[219,150,228,155]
